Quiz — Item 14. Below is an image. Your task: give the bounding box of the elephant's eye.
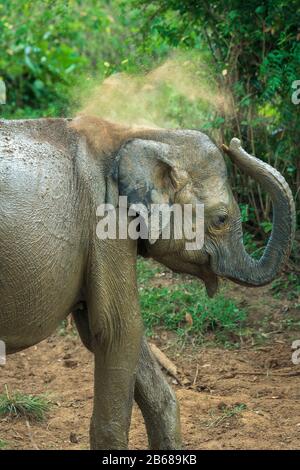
[212,214,228,228]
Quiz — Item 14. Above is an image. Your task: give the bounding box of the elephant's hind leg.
[135,337,182,450]
[73,310,182,450]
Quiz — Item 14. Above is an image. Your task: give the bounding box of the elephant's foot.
[90,361,132,450]
[135,337,182,450]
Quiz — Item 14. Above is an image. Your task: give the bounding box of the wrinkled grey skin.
[0,117,295,449]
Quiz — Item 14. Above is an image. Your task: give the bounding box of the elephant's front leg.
[90,327,142,449]
[87,238,142,450]
[73,308,182,449]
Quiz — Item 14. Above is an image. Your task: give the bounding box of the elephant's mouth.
[197,260,219,298]
[138,239,219,297]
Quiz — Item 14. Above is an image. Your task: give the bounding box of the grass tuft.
[0,386,51,421]
[205,403,247,428]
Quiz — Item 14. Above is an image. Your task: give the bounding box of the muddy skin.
[73,308,182,449]
[0,116,295,449]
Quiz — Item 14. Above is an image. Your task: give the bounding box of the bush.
[138,259,247,345]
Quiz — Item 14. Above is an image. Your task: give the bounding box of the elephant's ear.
[69,115,188,209]
[111,139,188,241]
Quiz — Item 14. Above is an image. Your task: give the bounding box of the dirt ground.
[1,283,300,450]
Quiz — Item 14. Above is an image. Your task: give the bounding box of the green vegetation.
[137,259,161,284]
[58,317,78,337]
[138,258,247,346]
[140,282,246,344]
[137,258,300,347]
[271,273,300,301]
[205,403,247,428]
[0,386,52,421]
[0,439,7,449]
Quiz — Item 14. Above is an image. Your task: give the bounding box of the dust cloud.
[72,52,231,130]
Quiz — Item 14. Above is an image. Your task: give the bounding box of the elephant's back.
[0,118,78,170]
[0,118,80,204]
[0,117,77,154]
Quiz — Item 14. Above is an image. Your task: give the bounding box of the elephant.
[0,115,295,449]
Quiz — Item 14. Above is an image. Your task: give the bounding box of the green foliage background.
[0,0,299,256]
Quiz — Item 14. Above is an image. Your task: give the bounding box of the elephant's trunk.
[215,138,296,286]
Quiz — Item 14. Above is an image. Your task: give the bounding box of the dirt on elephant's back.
[0,326,300,450]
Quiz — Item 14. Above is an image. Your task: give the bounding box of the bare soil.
[1,283,300,450]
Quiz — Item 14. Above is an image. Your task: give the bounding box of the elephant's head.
[71,116,295,296]
[114,127,295,297]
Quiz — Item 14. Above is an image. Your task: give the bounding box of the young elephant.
[0,116,295,449]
